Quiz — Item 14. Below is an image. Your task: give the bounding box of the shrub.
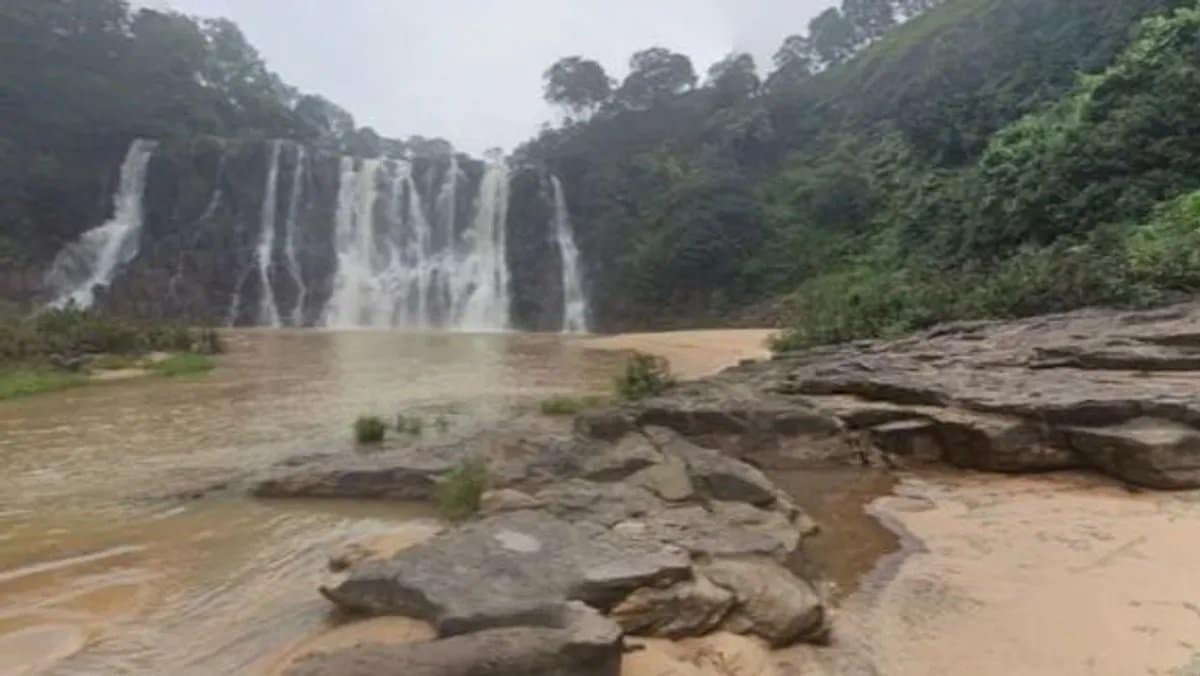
[149,353,215,377]
[614,352,674,401]
[436,456,488,522]
[540,394,606,416]
[354,415,387,444]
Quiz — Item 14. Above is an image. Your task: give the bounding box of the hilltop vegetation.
[0,0,453,269]
[520,0,1199,343]
[5,0,1200,343]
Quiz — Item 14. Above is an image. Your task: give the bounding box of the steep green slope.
[520,0,1194,336]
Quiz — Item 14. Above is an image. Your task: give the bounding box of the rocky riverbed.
[253,304,1200,675]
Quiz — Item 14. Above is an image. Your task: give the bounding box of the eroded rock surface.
[615,303,1200,489]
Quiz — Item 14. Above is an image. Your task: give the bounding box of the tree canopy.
[543,56,613,118]
[617,48,698,109]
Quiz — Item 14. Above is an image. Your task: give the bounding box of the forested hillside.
[5,0,1200,340]
[0,0,443,271]
[521,0,1200,342]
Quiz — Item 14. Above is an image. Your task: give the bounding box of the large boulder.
[700,559,827,647]
[320,510,690,634]
[284,602,621,676]
[609,574,734,638]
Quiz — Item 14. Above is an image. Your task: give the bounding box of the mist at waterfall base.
[44,139,590,334]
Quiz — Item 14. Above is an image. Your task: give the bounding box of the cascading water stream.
[45,139,157,308]
[283,145,307,326]
[322,156,512,330]
[255,141,284,327]
[550,176,589,333]
[456,161,511,330]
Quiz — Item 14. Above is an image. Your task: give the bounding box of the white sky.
[149,0,834,154]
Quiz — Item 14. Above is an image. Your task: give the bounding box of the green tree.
[543,56,613,118]
[617,47,697,109]
[706,52,761,105]
[808,8,857,66]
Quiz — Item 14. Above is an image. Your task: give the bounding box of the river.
[0,330,628,674]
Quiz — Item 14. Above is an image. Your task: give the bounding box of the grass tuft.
[354,415,387,444]
[614,352,675,401]
[436,456,489,522]
[539,394,607,416]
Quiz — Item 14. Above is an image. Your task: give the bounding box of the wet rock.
[645,427,778,506]
[610,574,734,638]
[285,603,622,676]
[328,522,445,572]
[701,559,827,647]
[254,448,464,501]
[628,454,694,501]
[574,409,634,441]
[320,510,689,635]
[620,302,1200,488]
[1062,418,1200,489]
[479,488,543,515]
[581,433,662,482]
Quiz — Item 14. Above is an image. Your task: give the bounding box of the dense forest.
[521,0,1200,343]
[5,0,1200,344]
[0,0,445,270]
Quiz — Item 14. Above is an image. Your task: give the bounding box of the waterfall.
[44,139,157,308]
[255,141,283,327]
[456,161,511,330]
[550,176,589,333]
[283,145,307,326]
[322,155,512,330]
[324,157,384,327]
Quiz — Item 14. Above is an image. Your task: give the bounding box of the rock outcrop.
[267,423,828,675]
[608,303,1200,489]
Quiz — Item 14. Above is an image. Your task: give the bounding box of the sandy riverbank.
[581,329,776,379]
[776,471,1200,676]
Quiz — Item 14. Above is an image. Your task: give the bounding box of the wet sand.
[778,471,1200,676]
[582,329,775,379]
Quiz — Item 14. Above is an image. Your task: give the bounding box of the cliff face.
[50,137,580,331]
[507,168,567,332]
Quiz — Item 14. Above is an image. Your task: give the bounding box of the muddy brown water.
[0,330,629,674]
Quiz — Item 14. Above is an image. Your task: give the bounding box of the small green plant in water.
[354,415,387,444]
[614,352,674,401]
[436,456,488,522]
[433,415,451,433]
[396,414,424,435]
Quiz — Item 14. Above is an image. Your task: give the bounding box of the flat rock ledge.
[606,302,1200,489]
[270,427,826,676]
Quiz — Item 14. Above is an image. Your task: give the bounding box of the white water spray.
[45,139,157,308]
[255,141,283,327]
[550,176,589,333]
[283,145,307,326]
[323,156,512,330]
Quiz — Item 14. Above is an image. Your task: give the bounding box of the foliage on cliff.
[521,0,1198,339]
[0,0,449,267]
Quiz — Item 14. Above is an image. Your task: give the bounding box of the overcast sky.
[149,0,834,155]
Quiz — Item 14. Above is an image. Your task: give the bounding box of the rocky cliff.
[35,137,584,331]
